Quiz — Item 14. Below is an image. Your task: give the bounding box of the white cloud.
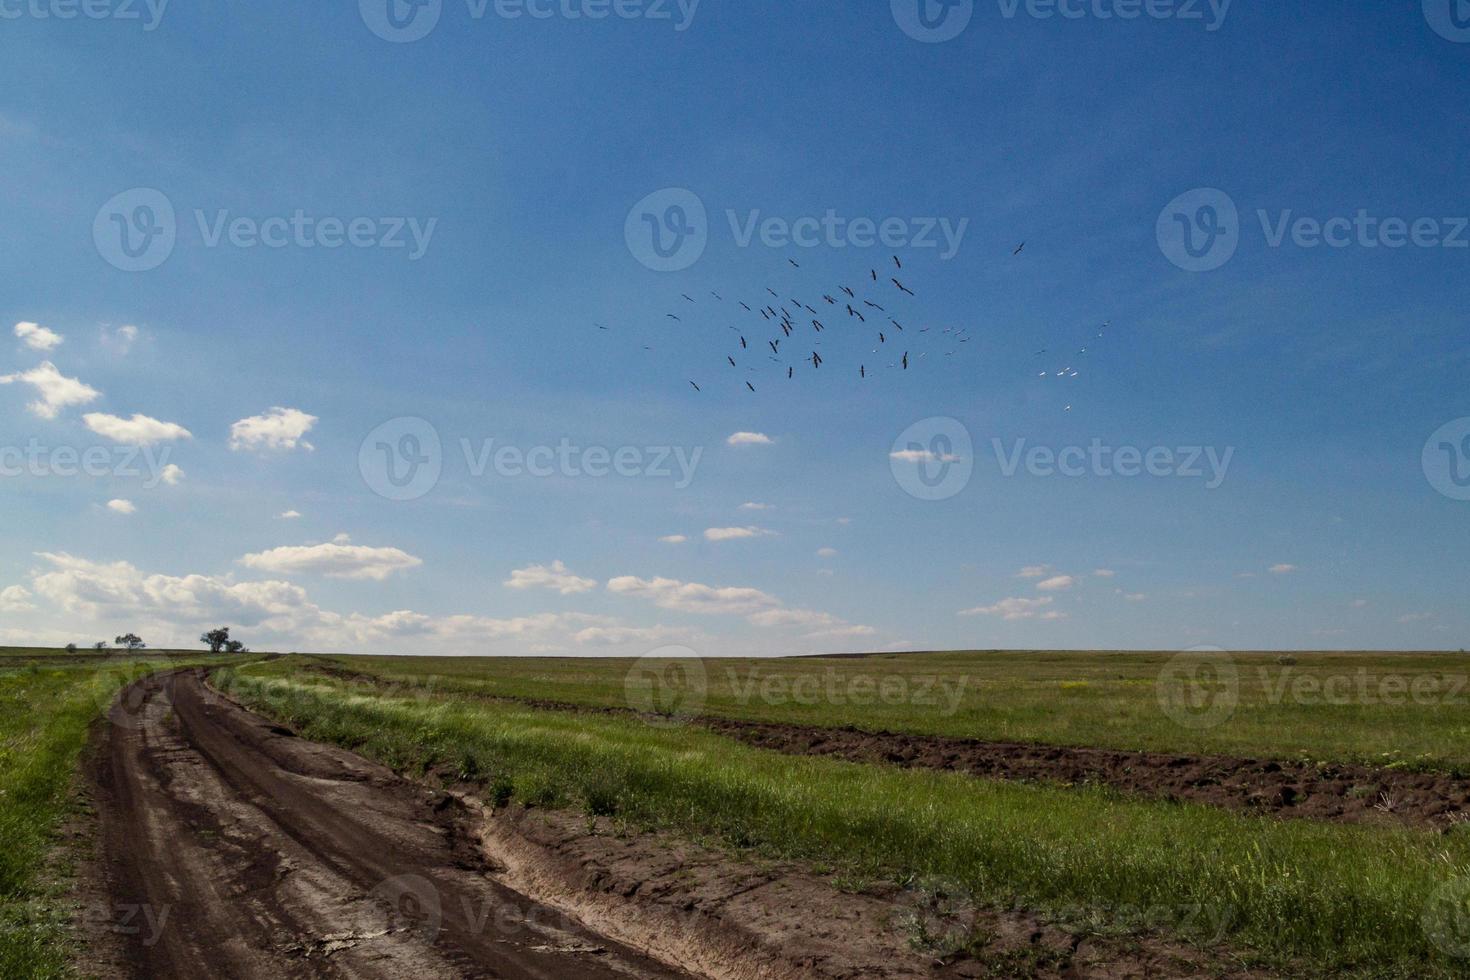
[890,448,961,464]
[704,526,775,542]
[1352,598,1368,608]
[739,502,773,511]
[229,407,318,452]
[816,547,839,558]
[103,324,139,354]
[278,510,302,520]
[1269,564,1298,575]
[0,361,100,419]
[726,431,773,447]
[747,608,839,629]
[1016,565,1051,579]
[959,596,1065,621]
[159,464,184,486]
[23,552,679,655]
[1399,612,1433,624]
[658,534,687,544]
[607,575,781,616]
[1123,593,1147,602]
[106,499,136,515]
[1035,575,1075,592]
[238,538,422,581]
[1093,568,1116,578]
[83,412,192,446]
[504,560,597,596]
[14,321,62,352]
[0,586,35,612]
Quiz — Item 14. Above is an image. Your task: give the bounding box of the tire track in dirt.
[84,669,694,979]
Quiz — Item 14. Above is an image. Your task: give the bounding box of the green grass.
[0,655,231,978]
[218,659,1470,977]
[306,649,1470,772]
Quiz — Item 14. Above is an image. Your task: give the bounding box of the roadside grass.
[303,649,1470,772]
[218,662,1470,977]
[0,656,231,978]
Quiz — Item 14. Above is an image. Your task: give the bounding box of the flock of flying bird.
[600,244,1110,410]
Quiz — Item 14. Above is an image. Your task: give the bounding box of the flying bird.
[740,336,747,349]
[1013,242,1025,255]
[902,352,909,370]
[841,286,854,298]
[769,339,780,353]
[746,381,756,392]
[689,381,701,391]
[893,255,902,269]
[740,302,752,311]
[892,279,914,296]
[727,356,737,367]
[789,258,800,267]
[667,314,681,321]
[682,293,694,302]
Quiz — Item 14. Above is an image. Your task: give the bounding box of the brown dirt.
[81,669,692,979]
[459,801,1276,979]
[696,719,1470,831]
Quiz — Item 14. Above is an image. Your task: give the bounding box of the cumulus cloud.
[806,624,877,640]
[726,432,772,447]
[0,361,100,419]
[230,407,318,452]
[238,537,422,581]
[504,560,597,595]
[959,596,1065,621]
[704,526,775,542]
[106,499,136,515]
[607,575,780,616]
[890,448,961,464]
[14,321,62,352]
[1035,575,1075,592]
[816,547,839,558]
[739,502,773,511]
[1016,565,1051,579]
[22,552,682,655]
[83,412,192,446]
[658,534,687,544]
[159,464,184,485]
[1093,568,1116,578]
[1269,564,1298,575]
[279,510,302,520]
[0,586,35,612]
[103,324,139,354]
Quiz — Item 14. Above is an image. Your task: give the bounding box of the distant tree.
[224,640,248,654]
[93,641,108,652]
[201,627,232,654]
[115,633,146,652]
[64,643,78,654]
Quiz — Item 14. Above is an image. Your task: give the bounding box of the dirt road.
[85,669,692,979]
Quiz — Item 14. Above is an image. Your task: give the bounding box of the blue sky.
[1,0,1467,654]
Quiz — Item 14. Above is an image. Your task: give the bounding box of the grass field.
[308,649,1470,771]
[0,651,229,978]
[217,654,1470,976]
